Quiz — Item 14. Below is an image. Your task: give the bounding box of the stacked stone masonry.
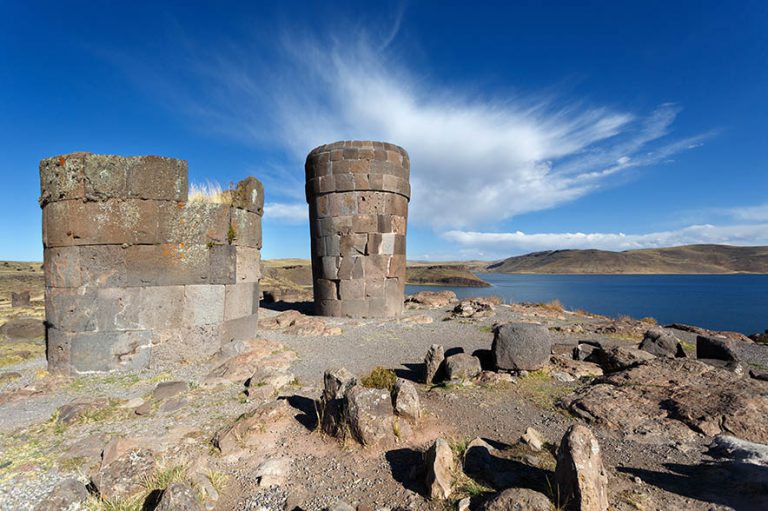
[40,152,264,374]
[305,141,410,318]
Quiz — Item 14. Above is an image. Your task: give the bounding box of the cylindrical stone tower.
[40,152,264,375]
[305,141,410,318]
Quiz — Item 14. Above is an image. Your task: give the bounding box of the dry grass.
[538,299,565,313]
[360,366,397,392]
[188,181,233,204]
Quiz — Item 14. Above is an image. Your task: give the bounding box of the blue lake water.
[406,273,768,335]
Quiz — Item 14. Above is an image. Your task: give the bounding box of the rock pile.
[405,290,457,308]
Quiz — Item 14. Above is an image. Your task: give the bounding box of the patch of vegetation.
[68,373,140,391]
[537,299,565,313]
[360,366,397,391]
[639,316,657,325]
[227,222,237,244]
[0,341,44,367]
[515,370,578,410]
[479,325,493,333]
[86,463,190,511]
[679,339,696,354]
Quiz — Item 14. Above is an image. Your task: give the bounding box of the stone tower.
[40,152,263,375]
[305,141,410,318]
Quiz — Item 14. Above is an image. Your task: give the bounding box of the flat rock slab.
[153,381,188,400]
[0,318,44,342]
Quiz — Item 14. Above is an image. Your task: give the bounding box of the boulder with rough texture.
[153,380,188,400]
[587,346,655,373]
[155,482,202,511]
[344,386,395,446]
[452,298,495,319]
[444,353,482,381]
[479,488,552,511]
[11,291,31,308]
[554,425,609,511]
[573,341,602,361]
[424,344,445,384]
[492,323,552,371]
[425,438,454,500]
[33,479,89,511]
[91,448,157,500]
[392,378,421,422]
[561,357,768,443]
[213,400,289,454]
[697,335,739,361]
[639,328,686,358]
[322,367,358,436]
[57,398,109,424]
[707,435,768,466]
[254,456,292,487]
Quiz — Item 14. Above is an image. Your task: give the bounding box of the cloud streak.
[131,26,706,228]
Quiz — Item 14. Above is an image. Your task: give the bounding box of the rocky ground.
[2,286,768,510]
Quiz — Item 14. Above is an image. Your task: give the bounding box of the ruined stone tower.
[305,141,410,318]
[40,153,263,375]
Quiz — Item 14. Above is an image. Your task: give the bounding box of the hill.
[486,244,768,274]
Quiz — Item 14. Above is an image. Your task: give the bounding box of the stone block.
[43,199,160,247]
[365,280,385,299]
[394,234,406,255]
[220,313,259,343]
[319,176,336,193]
[79,245,128,288]
[235,246,261,282]
[158,202,230,245]
[377,214,393,233]
[316,299,341,316]
[353,174,370,190]
[391,215,407,235]
[316,279,338,300]
[44,247,82,288]
[224,283,256,321]
[230,208,262,249]
[126,156,187,201]
[388,194,409,217]
[338,256,364,280]
[321,256,340,279]
[83,154,129,199]
[208,244,236,284]
[184,285,225,325]
[324,235,341,257]
[380,233,396,255]
[334,173,355,192]
[364,255,390,280]
[330,192,358,216]
[367,233,383,254]
[368,174,384,189]
[124,244,210,286]
[231,176,264,215]
[39,153,87,205]
[339,279,365,300]
[340,234,367,255]
[315,195,330,218]
[69,330,152,374]
[388,255,406,279]
[352,215,377,233]
[385,278,404,316]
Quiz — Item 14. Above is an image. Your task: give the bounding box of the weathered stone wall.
[305,141,410,318]
[40,152,264,374]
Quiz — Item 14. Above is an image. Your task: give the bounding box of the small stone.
[155,482,202,511]
[392,378,421,422]
[457,497,471,511]
[521,427,546,451]
[424,344,445,384]
[552,371,576,383]
[444,353,482,381]
[159,396,188,414]
[425,438,454,500]
[479,488,552,511]
[328,502,356,511]
[119,397,144,409]
[254,456,292,487]
[135,401,151,415]
[153,381,188,400]
[639,328,686,358]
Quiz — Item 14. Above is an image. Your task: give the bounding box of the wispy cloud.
[444,223,768,258]
[264,202,307,224]
[126,21,707,228]
[723,203,768,222]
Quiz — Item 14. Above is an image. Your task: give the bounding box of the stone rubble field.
[2,289,768,510]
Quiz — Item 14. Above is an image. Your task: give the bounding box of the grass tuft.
[360,366,397,392]
[188,181,233,204]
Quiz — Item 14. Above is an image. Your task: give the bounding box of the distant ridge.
[486,244,768,274]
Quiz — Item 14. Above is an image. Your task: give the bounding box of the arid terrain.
[487,244,768,274]
[2,261,768,511]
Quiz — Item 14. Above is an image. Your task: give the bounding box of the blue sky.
[1,1,767,261]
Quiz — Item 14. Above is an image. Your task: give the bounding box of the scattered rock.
[521,427,546,451]
[587,346,655,373]
[406,290,457,308]
[92,448,157,500]
[153,380,188,400]
[492,323,552,371]
[254,456,292,487]
[155,482,203,511]
[0,317,44,341]
[550,355,603,378]
[206,339,295,383]
[639,327,686,358]
[213,400,289,454]
[57,398,109,425]
[392,378,421,422]
[327,502,356,511]
[401,314,434,324]
[552,371,576,383]
[452,298,495,319]
[33,478,89,511]
[554,424,609,511]
[135,401,152,415]
[344,386,396,446]
[479,488,552,511]
[259,310,341,336]
[424,438,454,500]
[119,397,145,409]
[444,353,482,381]
[667,323,753,343]
[11,291,31,308]
[159,396,189,414]
[321,367,358,437]
[697,335,739,361]
[573,341,602,361]
[424,344,445,384]
[750,330,768,344]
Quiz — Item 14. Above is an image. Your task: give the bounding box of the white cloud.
[725,204,768,222]
[264,202,307,224]
[444,223,768,257]
[130,26,708,230]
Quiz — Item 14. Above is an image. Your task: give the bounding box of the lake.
[406,273,768,335]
